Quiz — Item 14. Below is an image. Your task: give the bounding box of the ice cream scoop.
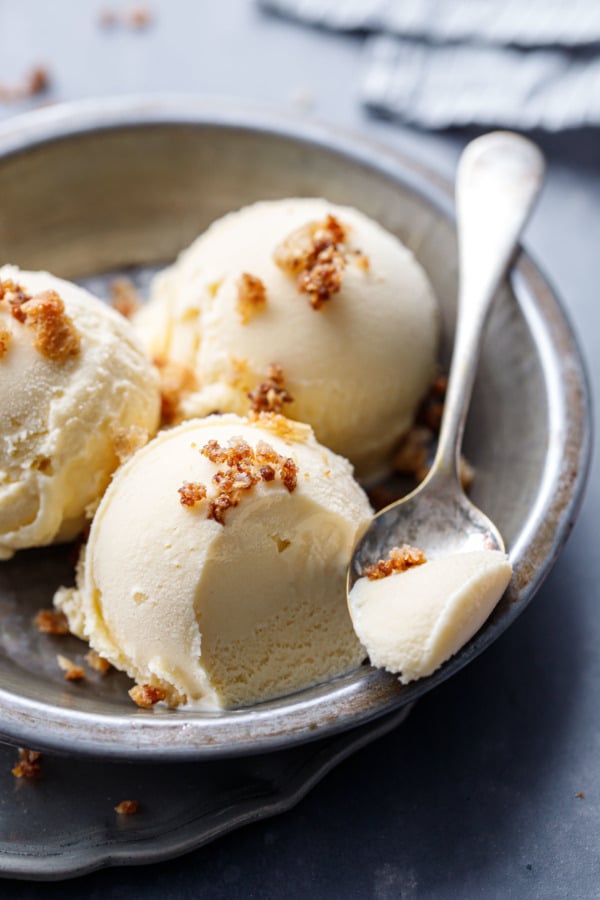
[348,132,545,679]
[134,198,439,480]
[55,413,372,709]
[0,266,161,558]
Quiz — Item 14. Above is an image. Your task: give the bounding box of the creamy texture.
[349,550,512,683]
[0,266,161,559]
[134,198,439,480]
[55,414,372,709]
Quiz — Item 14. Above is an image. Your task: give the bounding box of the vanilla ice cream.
[349,550,512,683]
[134,198,439,480]
[55,413,372,708]
[0,266,161,559]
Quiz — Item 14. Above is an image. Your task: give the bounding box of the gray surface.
[0,1,599,896]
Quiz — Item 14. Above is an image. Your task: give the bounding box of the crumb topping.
[85,649,112,674]
[274,214,367,310]
[178,482,208,508]
[110,276,142,318]
[247,411,311,443]
[12,748,42,780]
[114,799,139,815]
[0,279,30,310]
[247,363,293,414]
[0,327,11,358]
[237,272,267,324]
[129,684,166,707]
[34,609,69,635]
[0,281,80,362]
[19,291,81,361]
[179,437,298,525]
[112,424,150,463]
[154,357,198,425]
[364,545,427,581]
[57,654,85,681]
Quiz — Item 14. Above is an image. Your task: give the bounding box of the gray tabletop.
[0,2,599,897]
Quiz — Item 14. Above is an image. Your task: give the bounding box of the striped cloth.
[260,0,600,129]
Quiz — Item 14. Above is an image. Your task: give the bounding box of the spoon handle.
[432,131,545,484]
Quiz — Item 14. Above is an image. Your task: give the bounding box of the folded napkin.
[261,0,600,129]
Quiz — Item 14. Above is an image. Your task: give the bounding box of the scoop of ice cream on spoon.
[348,131,545,683]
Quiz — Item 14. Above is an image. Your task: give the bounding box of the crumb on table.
[114,799,139,815]
[0,65,50,102]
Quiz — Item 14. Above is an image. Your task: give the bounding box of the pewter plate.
[0,97,591,762]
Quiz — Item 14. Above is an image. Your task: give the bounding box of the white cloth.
[260,0,600,129]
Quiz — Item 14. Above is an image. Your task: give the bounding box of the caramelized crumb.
[353,251,370,271]
[0,282,80,362]
[98,8,117,26]
[110,276,142,318]
[33,609,69,635]
[21,291,80,361]
[274,214,364,310]
[112,424,149,463]
[12,748,42,780]
[25,66,49,96]
[247,362,293,414]
[85,649,112,675]
[237,273,267,324]
[0,279,30,313]
[154,357,198,425]
[115,799,139,815]
[179,437,298,525]
[178,482,207,508]
[0,327,11,358]
[0,66,50,102]
[57,654,85,681]
[129,684,166,707]
[127,5,153,28]
[99,5,152,29]
[364,545,427,581]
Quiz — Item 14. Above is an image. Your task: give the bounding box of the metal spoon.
[348,131,545,589]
